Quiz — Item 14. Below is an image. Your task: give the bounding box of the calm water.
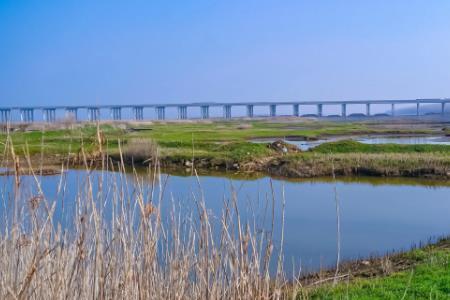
[252,135,450,151]
[1,170,450,274]
[357,135,450,145]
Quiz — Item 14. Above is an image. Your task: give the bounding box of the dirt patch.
[267,140,299,154]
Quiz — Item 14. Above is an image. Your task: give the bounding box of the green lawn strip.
[308,247,450,299]
[312,140,450,154]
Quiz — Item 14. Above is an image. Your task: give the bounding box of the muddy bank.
[263,154,450,179]
[0,167,61,176]
[154,150,450,180]
[3,142,450,180]
[299,236,450,287]
[4,153,450,180]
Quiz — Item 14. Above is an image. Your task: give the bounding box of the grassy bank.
[0,120,435,157]
[305,238,450,299]
[1,120,449,179]
[313,140,450,153]
[268,152,450,178]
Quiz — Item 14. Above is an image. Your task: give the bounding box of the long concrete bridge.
[0,98,449,123]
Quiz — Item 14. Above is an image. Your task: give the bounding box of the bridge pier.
[269,104,276,117]
[317,104,323,117]
[66,108,78,121]
[341,104,347,118]
[366,103,371,116]
[391,103,395,116]
[132,106,143,120]
[178,106,187,120]
[223,105,232,119]
[43,108,56,123]
[110,107,122,120]
[246,105,254,118]
[293,104,299,117]
[200,105,209,119]
[156,106,165,120]
[0,109,11,124]
[88,107,100,122]
[416,103,420,116]
[442,103,446,115]
[20,108,34,123]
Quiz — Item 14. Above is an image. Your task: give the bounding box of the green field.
[306,239,450,299]
[0,120,444,158]
[1,120,449,178]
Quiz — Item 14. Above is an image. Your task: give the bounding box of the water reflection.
[251,135,450,151]
[1,169,450,274]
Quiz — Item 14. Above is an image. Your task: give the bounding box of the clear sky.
[1,0,450,106]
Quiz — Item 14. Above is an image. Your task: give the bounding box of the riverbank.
[1,119,450,179]
[303,237,450,299]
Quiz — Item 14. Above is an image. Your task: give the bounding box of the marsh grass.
[122,138,159,163]
[0,133,299,299]
[272,152,450,178]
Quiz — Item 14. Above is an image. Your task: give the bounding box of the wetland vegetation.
[1,118,450,299]
[2,118,449,179]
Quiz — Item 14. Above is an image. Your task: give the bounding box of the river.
[1,168,449,275]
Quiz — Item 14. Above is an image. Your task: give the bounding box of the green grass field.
[313,140,450,154]
[1,120,444,160]
[306,239,450,299]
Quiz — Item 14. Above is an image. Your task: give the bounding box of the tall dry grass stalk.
[0,137,297,299]
[122,138,159,164]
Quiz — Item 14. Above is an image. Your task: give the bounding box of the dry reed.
[0,137,297,299]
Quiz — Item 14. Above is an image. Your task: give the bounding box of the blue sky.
[1,0,450,106]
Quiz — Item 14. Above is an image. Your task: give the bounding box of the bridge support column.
[441,103,446,115]
[201,106,209,119]
[20,109,34,123]
[317,104,323,117]
[178,106,187,120]
[293,104,299,117]
[110,107,122,121]
[269,104,276,117]
[223,105,232,119]
[366,103,371,116]
[29,109,34,122]
[416,103,420,116]
[66,108,78,121]
[43,108,56,123]
[156,106,165,120]
[246,105,254,118]
[0,109,11,124]
[132,106,143,120]
[391,103,395,116]
[88,107,100,122]
[341,104,347,118]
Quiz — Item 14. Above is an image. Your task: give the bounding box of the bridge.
[0,98,449,123]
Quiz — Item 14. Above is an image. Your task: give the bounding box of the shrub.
[122,138,159,162]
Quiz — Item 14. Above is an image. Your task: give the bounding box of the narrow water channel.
[251,135,450,150]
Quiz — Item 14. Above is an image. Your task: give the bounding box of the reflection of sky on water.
[1,170,450,275]
[252,135,450,151]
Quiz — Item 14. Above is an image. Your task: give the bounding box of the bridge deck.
[0,98,448,122]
